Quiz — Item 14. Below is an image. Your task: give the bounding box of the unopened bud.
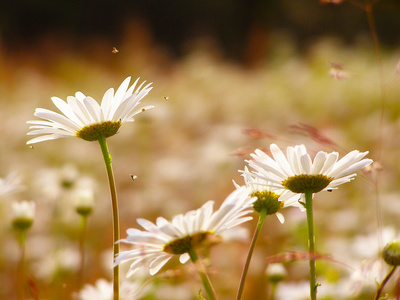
[74,189,94,216]
[382,240,400,266]
[12,201,35,230]
[266,263,287,284]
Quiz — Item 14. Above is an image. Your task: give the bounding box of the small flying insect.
[130,174,138,181]
[164,96,169,101]
[112,47,119,54]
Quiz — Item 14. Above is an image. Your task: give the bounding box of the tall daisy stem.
[17,229,27,300]
[236,208,267,300]
[374,265,397,300]
[305,189,317,300]
[98,136,120,300]
[188,248,217,300]
[77,215,88,289]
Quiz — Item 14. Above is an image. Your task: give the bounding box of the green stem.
[374,265,397,300]
[236,208,267,300]
[77,215,88,289]
[17,229,27,300]
[98,136,120,300]
[188,248,217,300]
[305,189,317,300]
[270,282,278,300]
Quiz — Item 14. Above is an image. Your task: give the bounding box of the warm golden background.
[1,1,400,299]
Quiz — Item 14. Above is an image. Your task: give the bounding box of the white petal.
[179,253,190,263]
[149,255,172,275]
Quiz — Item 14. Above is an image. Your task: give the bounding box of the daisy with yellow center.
[115,187,256,300]
[247,144,372,300]
[234,167,304,300]
[248,144,372,195]
[26,77,154,300]
[27,76,153,144]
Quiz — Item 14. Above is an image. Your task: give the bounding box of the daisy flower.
[12,200,35,230]
[0,172,24,197]
[233,167,304,223]
[248,144,373,195]
[77,278,145,300]
[115,187,256,277]
[27,76,153,144]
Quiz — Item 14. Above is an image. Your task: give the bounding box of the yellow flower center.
[282,174,333,193]
[76,121,122,141]
[163,232,211,255]
[251,191,283,214]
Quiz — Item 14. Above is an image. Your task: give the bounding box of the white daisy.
[0,172,24,197]
[234,166,304,223]
[12,200,35,230]
[77,278,145,300]
[248,144,372,194]
[115,187,256,277]
[27,76,153,144]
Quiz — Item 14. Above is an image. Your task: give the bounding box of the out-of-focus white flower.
[248,144,372,195]
[74,188,95,216]
[12,200,35,230]
[115,187,256,277]
[27,76,153,144]
[77,278,145,300]
[266,263,287,283]
[0,172,24,198]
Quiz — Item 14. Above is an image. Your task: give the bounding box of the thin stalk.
[270,282,278,300]
[98,136,120,300]
[188,248,217,300]
[305,189,317,300]
[77,215,88,289]
[365,0,385,258]
[236,208,267,300]
[374,265,397,300]
[17,229,27,300]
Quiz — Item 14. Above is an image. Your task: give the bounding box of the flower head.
[248,144,372,194]
[0,172,24,198]
[234,167,303,223]
[74,188,95,216]
[12,200,35,230]
[115,187,256,277]
[77,278,145,300]
[27,77,153,144]
[382,240,400,266]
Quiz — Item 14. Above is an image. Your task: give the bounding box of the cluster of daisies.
[26,76,373,298]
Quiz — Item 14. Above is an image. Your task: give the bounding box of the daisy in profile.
[233,166,304,300]
[248,144,372,196]
[27,76,153,144]
[247,144,372,300]
[115,187,255,300]
[26,76,154,300]
[234,166,303,224]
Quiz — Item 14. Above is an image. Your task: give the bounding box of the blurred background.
[1,0,400,299]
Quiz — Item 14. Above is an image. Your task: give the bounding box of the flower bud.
[74,188,94,216]
[382,240,400,266]
[12,201,35,230]
[266,263,287,284]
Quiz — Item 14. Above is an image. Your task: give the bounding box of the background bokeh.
[1,1,400,299]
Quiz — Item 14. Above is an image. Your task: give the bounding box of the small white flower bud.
[266,263,287,284]
[74,188,94,216]
[12,200,35,230]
